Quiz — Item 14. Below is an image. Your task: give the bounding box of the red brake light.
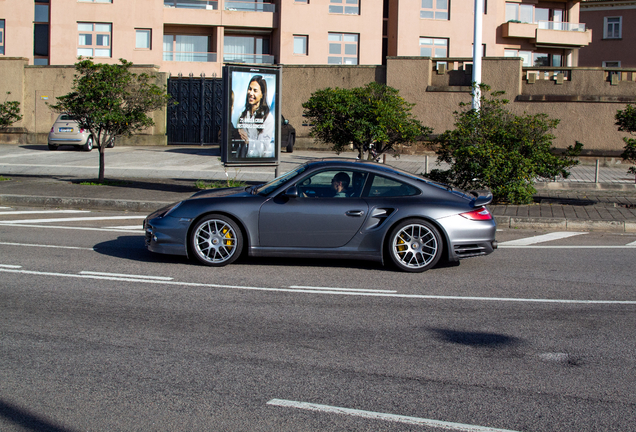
[460,207,492,220]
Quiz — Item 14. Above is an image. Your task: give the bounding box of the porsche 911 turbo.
[144,159,497,272]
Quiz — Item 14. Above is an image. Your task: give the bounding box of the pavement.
[1,144,636,232]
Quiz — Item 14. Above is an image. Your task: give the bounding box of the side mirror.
[285,186,299,198]
[283,119,289,125]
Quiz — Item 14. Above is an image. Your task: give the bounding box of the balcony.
[223,53,275,64]
[164,0,218,9]
[225,1,275,12]
[163,51,218,62]
[502,21,592,48]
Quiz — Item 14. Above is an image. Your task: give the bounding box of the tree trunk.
[98,144,105,182]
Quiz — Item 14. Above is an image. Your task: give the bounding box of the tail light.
[460,207,492,220]
[50,127,54,132]
[79,128,85,133]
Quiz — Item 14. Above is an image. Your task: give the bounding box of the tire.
[48,143,58,151]
[286,133,295,153]
[387,219,442,273]
[82,136,93,152]
[190,215,243,267]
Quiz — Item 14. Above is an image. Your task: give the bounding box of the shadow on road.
[430,328,520,348]
[0,399,78,432]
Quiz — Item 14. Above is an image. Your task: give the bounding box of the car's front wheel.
[388,219,442,272]
[190,215,243,267]
[82,136,93,152]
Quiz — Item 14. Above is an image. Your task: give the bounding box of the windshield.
[255,165,307,196]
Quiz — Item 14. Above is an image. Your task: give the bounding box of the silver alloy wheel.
[193,218,239,265]
[83,136,93,152]
[391,222,439,270]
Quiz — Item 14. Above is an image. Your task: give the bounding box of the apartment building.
[579,0,636,67]
[0,0,592,75]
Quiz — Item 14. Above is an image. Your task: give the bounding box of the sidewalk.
[1,145,636,232]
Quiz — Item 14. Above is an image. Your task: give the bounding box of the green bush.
[0,92,23,129]
[615,104,636,175]
[428,85,582,204]
[302,82,431,159]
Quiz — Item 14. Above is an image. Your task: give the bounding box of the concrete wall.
[2,56,635,155]
[0,58,167,145]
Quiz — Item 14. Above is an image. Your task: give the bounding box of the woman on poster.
[237,75,274,158]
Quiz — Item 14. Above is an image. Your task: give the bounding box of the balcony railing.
[163,51,218,62]
[225,1,275,12]
[223,53,275,64]
[537,21,586,32]
[164,0,218,10]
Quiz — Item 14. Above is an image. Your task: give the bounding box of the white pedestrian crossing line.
[499,232,587,246]
[0,215,146,224]
[0,210,91,216]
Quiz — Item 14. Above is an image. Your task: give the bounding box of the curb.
[0,194,172,213]
[494,215,636,233]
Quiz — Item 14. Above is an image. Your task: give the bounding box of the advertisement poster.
[222,65,280,165]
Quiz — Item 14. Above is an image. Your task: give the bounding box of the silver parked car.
[48,114,114,151]
[144,159,497,272]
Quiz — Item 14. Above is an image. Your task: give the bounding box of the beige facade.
[1,0,592,75]
[579,0,636,67]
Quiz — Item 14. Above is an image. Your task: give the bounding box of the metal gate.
[166,75,224,145]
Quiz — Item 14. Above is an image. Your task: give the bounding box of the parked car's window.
[59,114,76,121]
[297,169,368,198]
[256,165,306,196]
[364,175,420,197]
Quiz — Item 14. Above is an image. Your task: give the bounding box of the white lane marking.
[0,241,94,251]
[266,399,520,432]
[2,267,636,305]
[499,245,636,249]
[0,215,146,224]
[0,223,143,233]
[79,271,173,281]
[499,232,587,246]
[0,206,13,210]
[0,264,22,268]
[105,225,143,230]
[0,210,91,216]
[627,240,636,246]
[289,285,397,293]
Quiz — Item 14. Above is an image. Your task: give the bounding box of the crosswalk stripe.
[498,232,587,246]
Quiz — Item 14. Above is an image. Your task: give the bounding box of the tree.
[50,58,171,182]
[428,84,582,204]
[0,92,23,130]
[302,82,431,159]
[615,104,636,177]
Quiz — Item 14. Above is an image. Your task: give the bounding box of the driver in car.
[331,172,350,197]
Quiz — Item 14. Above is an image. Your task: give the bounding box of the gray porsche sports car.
[144,159,497,272]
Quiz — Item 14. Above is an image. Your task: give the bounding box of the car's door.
[258,169,369,248]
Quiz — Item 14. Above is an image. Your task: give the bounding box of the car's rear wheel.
[106,139,115,148]
[47,143,58,151]
[190,215,243,267]
[82,136,93,152]
[286,133,295,153]
[388,219,442,272]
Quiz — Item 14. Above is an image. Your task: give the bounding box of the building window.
[421,0,448,20]
[295,0,308,3]
[136,29,151,49]
[420,37,448,57]
[604,17,622,39]
[293,35,308,55]
[78,0,113,3]
[505,3,564,25]
[34,0,50,65]
[328,33,358,65]
[78,23,112,57]
[329,0,359,15]
[224,35,272,63]
[0,20,4,55]
[603,61,620,67]
[504,49,561,67]
[164,34,216,62]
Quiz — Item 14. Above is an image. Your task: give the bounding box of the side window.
[364,175,420,197]
[297,170,368,198]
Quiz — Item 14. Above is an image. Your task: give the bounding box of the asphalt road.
[1,206,635,432]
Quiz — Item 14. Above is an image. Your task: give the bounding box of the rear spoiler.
[469,191,493,207]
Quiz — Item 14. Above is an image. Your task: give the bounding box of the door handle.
[345,210,365,217]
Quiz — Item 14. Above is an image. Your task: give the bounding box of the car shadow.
[162,146,221,156]
[93,236,189,264]
[0,398,79,432]
[429,328,521,348]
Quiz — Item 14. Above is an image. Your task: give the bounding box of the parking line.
[289,285,397,293]
[498,232,587,246]
[79,271,173,281]
[0,215,146,224]
[266,399,520,432]
[0,242,94,251]
[0,210,91,216]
